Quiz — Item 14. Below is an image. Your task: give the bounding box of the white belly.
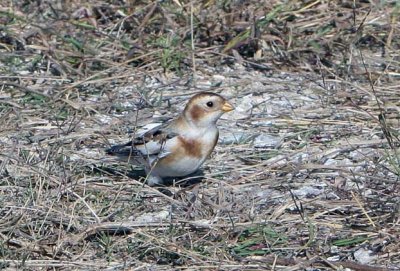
[154,156,205,177]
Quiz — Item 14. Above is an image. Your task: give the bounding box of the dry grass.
[1,0,399,270]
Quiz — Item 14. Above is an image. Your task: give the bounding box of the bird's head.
[183,92,234,128]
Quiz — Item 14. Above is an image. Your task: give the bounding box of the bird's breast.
[182,128,219,157]
[153,129,219,177]
[177,136,203,157]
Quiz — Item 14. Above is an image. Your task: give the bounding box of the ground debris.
[1,0,399,270]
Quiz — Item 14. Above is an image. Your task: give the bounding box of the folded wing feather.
[106,121,179,159]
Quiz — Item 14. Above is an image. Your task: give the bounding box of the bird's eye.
[206,101,213,107]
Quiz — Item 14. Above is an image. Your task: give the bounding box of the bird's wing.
[106,121,179,159]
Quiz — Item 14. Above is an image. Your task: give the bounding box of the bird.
[106,92,234,186]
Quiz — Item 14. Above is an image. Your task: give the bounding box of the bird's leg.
[143,154,163,186]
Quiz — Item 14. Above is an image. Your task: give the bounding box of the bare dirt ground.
[1,1,399,270]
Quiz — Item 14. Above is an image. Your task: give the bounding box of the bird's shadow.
[162,170,205,187]
[99,166,204,187]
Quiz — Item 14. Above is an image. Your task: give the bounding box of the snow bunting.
[106,92,234,185]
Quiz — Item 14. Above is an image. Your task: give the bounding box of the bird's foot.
[145,175,163,186]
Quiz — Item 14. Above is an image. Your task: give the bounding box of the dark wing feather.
[105,141,141,156]
[106,120,179,157]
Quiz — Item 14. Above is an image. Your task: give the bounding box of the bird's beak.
[222,101,234,112]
